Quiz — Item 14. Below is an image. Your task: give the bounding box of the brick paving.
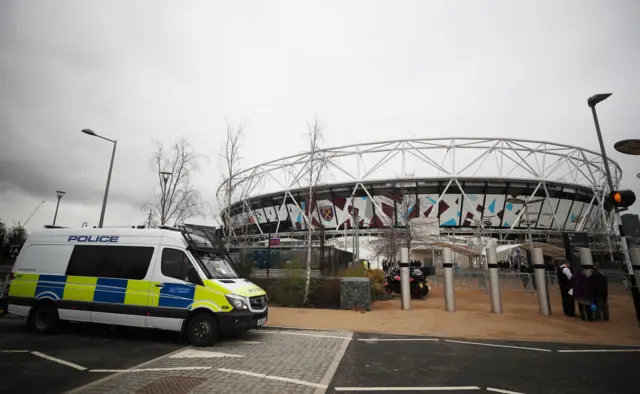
[72,329,352,394]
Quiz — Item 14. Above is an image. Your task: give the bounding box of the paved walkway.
[266,288,640,346]
[68,329,352,394]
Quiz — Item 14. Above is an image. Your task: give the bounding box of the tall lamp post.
[159,171,173,225]
[588,94,640,324]
[52,190,66,226]
[82,129,117,228]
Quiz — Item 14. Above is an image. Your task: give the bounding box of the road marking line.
[334,386,481,391]
[218,367,328,389]
[557,349,640,353]
[90,367,211,373]
[445,340,551,352]
[487,388,525,394]
[169,349,244,358]
[358,338,439,342]
[315,332,354,394]
[31,351,87,370]
[0,350,29,353]
[65,346,190,394]
[260,330,352,340]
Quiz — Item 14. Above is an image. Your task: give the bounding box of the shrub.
[250,270,341,309]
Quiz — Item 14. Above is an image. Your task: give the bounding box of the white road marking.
[557,348,640,353]
[260,330,352,340]
[66,346,190,394]
[358,338,439,342]
[315,332,354,394]
[90,367,211,373]
[169,349,245,358]
[333,386,481,391]
[218,367,328,389]
[233,340,263,344]
[30,351,87,370]
[0,350,29,353]
[486,388,525,394]
[445,340,551,352]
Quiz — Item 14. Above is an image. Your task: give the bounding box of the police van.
[6,224,268,346]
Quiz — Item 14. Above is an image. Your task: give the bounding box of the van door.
[147,247,201,331]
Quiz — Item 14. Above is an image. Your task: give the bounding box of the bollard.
[486,241,502,314]
[400,247,411,310]
[532,248,550,316]
[630,248,640,293]
[443,247,456,312]
[578,247,594,274]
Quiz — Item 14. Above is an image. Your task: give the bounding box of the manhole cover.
[136,376,207,394]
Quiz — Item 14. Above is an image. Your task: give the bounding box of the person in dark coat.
[557,262,575,317]
[590,265,609,321]
[571,268,594,321]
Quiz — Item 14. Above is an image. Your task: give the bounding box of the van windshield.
[190,251,240,279]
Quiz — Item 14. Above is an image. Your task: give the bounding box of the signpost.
[562,232,589,272]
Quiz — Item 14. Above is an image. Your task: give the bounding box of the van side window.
[66,245,154,280]
[161,249,195,281]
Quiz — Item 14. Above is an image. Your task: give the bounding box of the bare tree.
[303,118,329,305]
[144,137,201,227]
[218,123,245,249]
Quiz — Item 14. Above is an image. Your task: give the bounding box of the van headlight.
[225,294,248,310]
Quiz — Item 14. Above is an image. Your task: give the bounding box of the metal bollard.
[579,247,594,274]
[443,247,455,312]
[486,241,502,314]
[400,247,410,310]
[532,248,550,316]
[630,248,640,292]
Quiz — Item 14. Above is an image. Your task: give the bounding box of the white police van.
[7,225,268,346]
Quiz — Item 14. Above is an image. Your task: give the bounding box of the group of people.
[557,262,609,321]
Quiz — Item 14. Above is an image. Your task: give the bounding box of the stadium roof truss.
[217,138,622,240]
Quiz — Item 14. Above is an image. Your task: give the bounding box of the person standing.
[571,268,594,321]
[557,261,576,317]
[590,265,609,321]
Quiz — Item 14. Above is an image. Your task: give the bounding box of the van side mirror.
[186,268,203,286]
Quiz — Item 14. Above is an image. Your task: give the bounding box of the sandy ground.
[266,287,640,346]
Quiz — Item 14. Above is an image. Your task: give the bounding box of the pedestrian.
[571,268,594,321]
[590,265,609,321]
[520,263,530,289]
[557,261,576,317]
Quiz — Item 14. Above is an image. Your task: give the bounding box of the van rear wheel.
[186,312,219,347]
[28,302,59,333]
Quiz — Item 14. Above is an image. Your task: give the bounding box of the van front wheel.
[186,312,219,347]
[28,302,59,333]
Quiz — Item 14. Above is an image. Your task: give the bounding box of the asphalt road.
[329,333,640,394]
[0,315,184,394]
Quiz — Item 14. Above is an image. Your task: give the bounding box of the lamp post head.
[160,171,173,183]
[588,93,612,108]
[81,128,96,136]
[56,190,66,198]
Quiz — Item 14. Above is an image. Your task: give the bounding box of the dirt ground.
[267,287,640,346]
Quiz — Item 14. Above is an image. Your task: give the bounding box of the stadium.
[218,137,622,269]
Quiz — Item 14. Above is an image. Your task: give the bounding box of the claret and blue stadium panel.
[225,179,607,234]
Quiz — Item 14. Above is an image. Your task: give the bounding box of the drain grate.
[136,376,208,394]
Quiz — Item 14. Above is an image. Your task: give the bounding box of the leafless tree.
[303,118,329,305]
[218,123,246,249]
[144,137,201,227]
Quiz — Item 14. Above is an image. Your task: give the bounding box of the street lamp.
[588,94,640,324]
[159,171,173,224]
[82,128,117,228]
[52,190,65,226]
[614,139,640,156]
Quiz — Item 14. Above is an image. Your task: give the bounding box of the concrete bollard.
[443,247,455,312]
[579,247,594,274]
[486,241,502,314]
[400,247,410,311]
[532,248,550,316]
[628,248,640,289]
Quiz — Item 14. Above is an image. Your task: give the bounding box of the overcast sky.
[1,0,639,232]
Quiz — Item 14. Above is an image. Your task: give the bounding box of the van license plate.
[257,318,266,326]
